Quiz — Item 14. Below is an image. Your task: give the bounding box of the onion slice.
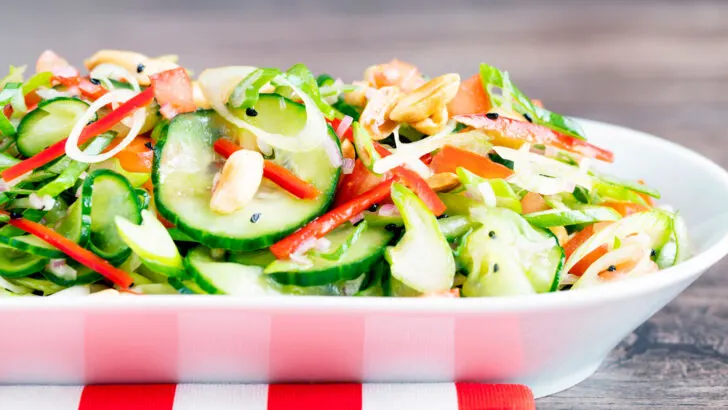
[64,89,146,163]
[197,66,329,152]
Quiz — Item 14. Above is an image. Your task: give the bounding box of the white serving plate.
[0,119,727,398]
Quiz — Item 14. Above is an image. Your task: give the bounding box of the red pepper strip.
[453,114,614,163]
[263,161,321,200]
[0,212,133,288]
[1,87,155,182]
[431,145,513,179]
[212,139,321,200]
[271,163,446,259]
[326,118,354,141]
[270,178,395,259]
[392,167,447,216]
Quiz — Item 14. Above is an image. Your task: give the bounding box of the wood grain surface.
[4,0,728,407]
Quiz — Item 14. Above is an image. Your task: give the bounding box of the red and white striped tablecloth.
[0,383,535,409]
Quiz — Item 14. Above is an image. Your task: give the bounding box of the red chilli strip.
[212,139,321,200]
[270,178,395,259]
[1,87,155,182]
[2,212,133,288]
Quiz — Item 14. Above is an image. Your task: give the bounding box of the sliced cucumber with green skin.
[0,152,20,170]
[656,213,690,269]
[228,249,276,267]
[154,94,340,250]
[82,169,142,265]
[185,247,278,296]
[0,245,47,278]
[55,199,91,246]
[116,210,185,277]
[42,263,102,287]
[168,277,208,295]
[16,97,95,157]
[386,183,456,294]
[564,210,673,273]
[0,200,85,258]
[523,206,621,228]
[264,223,393,287]
[364,213,473,241]
[460,207,563,296]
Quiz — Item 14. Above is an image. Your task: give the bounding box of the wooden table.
[5,0,728,407]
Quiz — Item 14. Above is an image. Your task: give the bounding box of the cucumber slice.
[656,213,690,269]
[82,169,142,265]
[116,210,185,277]
[386,183,456,294]
[16,97,94,157]
[228,249,276,267]
[364,213,473,241]
[168,277,208,295]
[0,245,47,278]
[0,199,88,258]
[185,247,277,296]
[264,223,393,286]
[154,95,340,250]
[564,210,673,273]
[523,206,621,228]
[42,263,102,287]
[460,207,563,296]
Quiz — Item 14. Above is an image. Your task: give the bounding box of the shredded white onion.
[477,181,497,207]
[404,159,433,179]
[293,237,318,256]
[342,158,355,174]
[372,120,457,174]
[314,237,332,252]
[46,259,77,281]
[494,144,592,195]
[90,63,141,93]
[197,67,329,152]
[378,203,400,217]
[349,212,365,225]
[290,252,313,266]
[48,285,90,298]
[64,89,146,164]
[323,134,343,168]
[35,88,76,100]
[335,115,353,139]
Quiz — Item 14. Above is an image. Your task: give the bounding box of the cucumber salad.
[0,51,689,298]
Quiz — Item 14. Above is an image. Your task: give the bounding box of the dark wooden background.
[5,0,728,407]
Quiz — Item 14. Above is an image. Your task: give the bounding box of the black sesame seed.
[607,265,617,272]
[250,213,261,223]
[650,249,657,258]
[385,223,398,232]
[136,63,145,73]
[485,112,499,120]
[488,230,496,239]
[523,113,533,123]
[144,142,153,150]
[246,107,258,117]
[368,204,379,212]
[437,213,449,220]
[89,78,100,85]
[9,211,23,220]
[492,263,499,273]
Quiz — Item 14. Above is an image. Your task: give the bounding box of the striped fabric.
[0,383,535,410]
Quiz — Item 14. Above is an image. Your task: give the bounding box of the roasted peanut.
[359,86,403,140]
[210,150,264,214]
[427,172,461,192]
[85,50,179,86]
[389,73,460,123]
